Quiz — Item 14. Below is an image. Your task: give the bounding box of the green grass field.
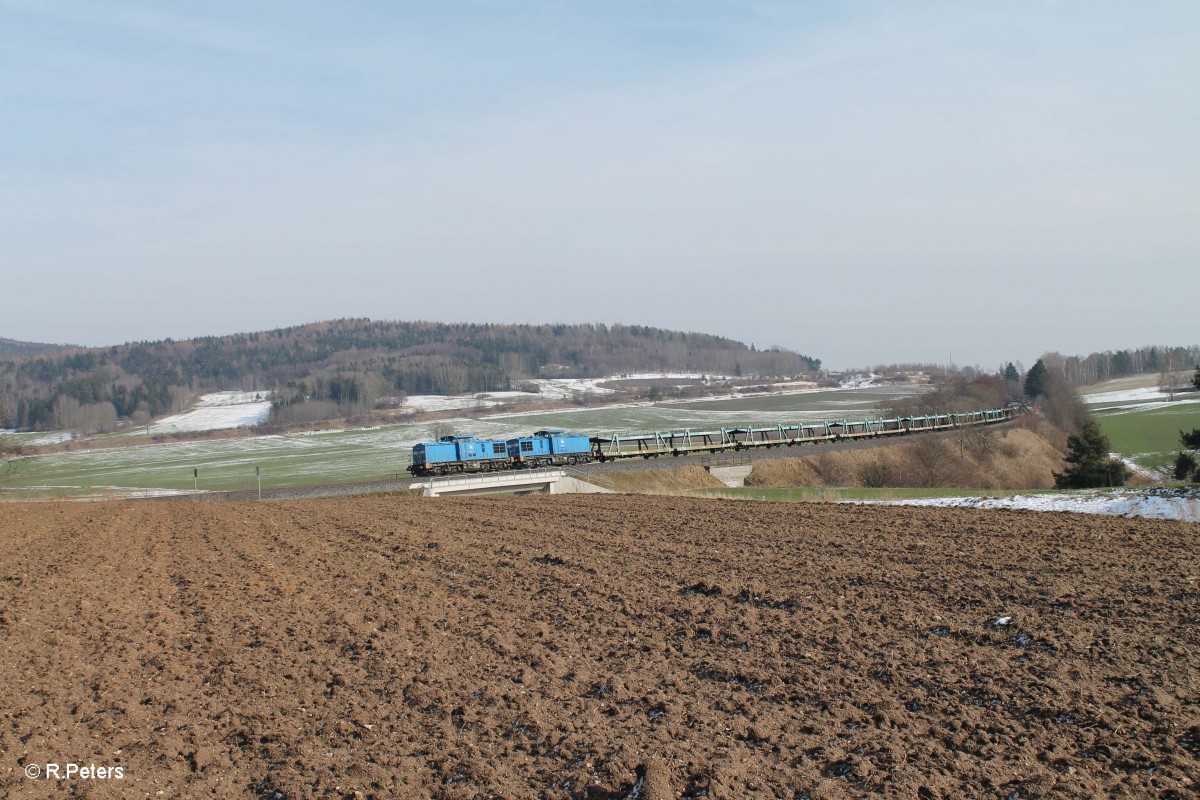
[1095,403,1200,472]
[0,427,415,500]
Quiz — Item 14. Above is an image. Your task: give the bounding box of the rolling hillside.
[0,319,820,431]
[0,336,72,360]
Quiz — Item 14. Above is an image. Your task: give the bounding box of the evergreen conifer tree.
[1176,452,1198,483]
[1175,428,1200,483]
[1053,421,1129,488]
[1024,359,1049,398]
[1003,363,1020,382]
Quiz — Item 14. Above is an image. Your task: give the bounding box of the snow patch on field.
[27,431,77,446]
[1083,387,1169,405]
[1118,455,1162,481]
[96,487,208,499]
[148,391,272,434]
[1096,398,1200,415]
[1084,386,1200,409]
[858,488,1200,522]
[0,485,207,499]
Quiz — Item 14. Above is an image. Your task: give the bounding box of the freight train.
[407,406,1016,476]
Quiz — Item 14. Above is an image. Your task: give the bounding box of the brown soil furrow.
[0,496,1197,798]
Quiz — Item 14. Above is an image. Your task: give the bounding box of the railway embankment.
[573,419,1068,494]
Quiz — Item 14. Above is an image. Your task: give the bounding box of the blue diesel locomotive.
[410,435,511,476]
[408,430,591,476]
[508,429,592,468]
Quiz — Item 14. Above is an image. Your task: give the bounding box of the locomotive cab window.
[493,443,506,454]
[520,441,533,452]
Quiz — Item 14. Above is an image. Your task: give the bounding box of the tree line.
[0,319,820,431]
[1039,344,1199,386]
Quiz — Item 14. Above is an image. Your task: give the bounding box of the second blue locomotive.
[408,429,591,476]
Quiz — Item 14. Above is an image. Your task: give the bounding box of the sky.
[1,1,1197,370]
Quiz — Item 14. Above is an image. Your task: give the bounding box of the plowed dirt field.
[1,495,1198,799]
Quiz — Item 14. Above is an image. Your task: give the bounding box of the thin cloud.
[0,0,272,55]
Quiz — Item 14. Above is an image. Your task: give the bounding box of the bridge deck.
[410,469,567,497]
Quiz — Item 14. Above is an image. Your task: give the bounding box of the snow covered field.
[146,391,272,434]
[860,488,1200,522]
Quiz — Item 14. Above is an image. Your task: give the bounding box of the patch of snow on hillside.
[532,377,618,399]
[147,391,272,434]
[857,488,1200,522]
[606,372,730,382]
[402,395,492,413]
[839,373,879,389]
[402,371,885,416]
[402,374,731,413]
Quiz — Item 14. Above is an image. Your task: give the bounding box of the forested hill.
[0,337,72,360]
[0,319,820,430]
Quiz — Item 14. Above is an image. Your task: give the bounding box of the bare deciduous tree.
[0,437,27,480]
[857,457,894,488]
[907,437,955,488]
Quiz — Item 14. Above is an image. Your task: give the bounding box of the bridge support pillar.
[706,464,753,488]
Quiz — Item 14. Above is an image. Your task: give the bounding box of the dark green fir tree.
[1024,359,1049,399]
[1054,421,1129,489]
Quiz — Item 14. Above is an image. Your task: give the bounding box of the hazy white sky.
[2,1,1196,369]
